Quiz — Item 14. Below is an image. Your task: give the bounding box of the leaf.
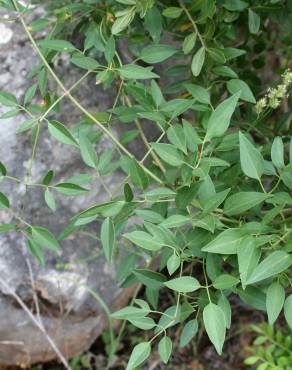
[31,226,60,251]
[246,251,292,285]
[48,121,78,147]
[271,136,285,169]
[184,84,210,105]
[213,274,239,290]
[162,7,182,18]
[248,9,260,34]
[212,66,238,78]
[207,48,226,64]
[24,84,37,105]
[118,64,159,79]
[0,192,9,208]
[224,192,270,216]
[227,79,256,103]
[0,224,16,233]
[158,336,172,364]
[152,143,184,166]
[284,295,292,329]
[164,276,201,293]
[266,282,285,325]
[129,317,156,330]
[160,215,190,228]
[179,319,198,347]
[129,159,149,190]
[191,47,205,77]
[202,229,245,254]
[44,189,56,211]
[71,55,100,70]
[54,183,88,196]
[133,269,167,290]
[203,188,230,215]
[101,218,115,264]
[203,303,226,355]
[167,254,180,275]
[124,183,134,202]
[167,124,187,154]
[124,230,162,251]
[183,33,196,54]
[126,342,151,370]
[79,132,98,168]
[0,91,18,106]
[38,39,76,52]
[17,117,39,133]
[218,294,232,329]
[112,306,149,319]
[27,238,45,266]
[42,170,54,185]
[112,10,135,35]
[206,93,240,140]
[0,161,7,176]
[140,44,176,64]
[237,237,260,288]
[239,132,264,180]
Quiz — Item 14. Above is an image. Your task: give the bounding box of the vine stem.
[178,0,206,48]
[13,2,163,185]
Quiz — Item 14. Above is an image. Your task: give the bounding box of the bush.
[0,0,292,368]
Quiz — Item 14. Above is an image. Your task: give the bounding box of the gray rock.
[0,11,133,367]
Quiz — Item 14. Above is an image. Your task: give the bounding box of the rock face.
[0,11,132,367]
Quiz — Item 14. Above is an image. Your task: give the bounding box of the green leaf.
[0,91,18,106]
[202,229,245,254]
[158,336,172,364]
[207,48,226,64]
[179,319,198,347]
[0,192,9,208]
[184,84,210,105]
[248,9,260,34]
[164,276,201,293]
[167,254,180,275]
[129,317,156,330]
[224,192,270,216]
[203,303,226,355]
[182,33,196,54]
[124,183,134,202]
[48,121,78,147]
[101,218,115,264]
[71,55,100,70]
[266,282,285,325]
[212,66,238,78]
[160,214,190,228]
[104,36,116,64]
[17,117,39,133]
[162,7,182,18]
[27,238,45,266]
[54,182,88,196]
[0,161,7,176]
[167,124,187,154]
[246,251,292,285]
[79,132,98,168]
[112,306,149,319]
[42,170,54,185]
[31,226,60,251]
[124,230,162,251]
[38,39,76,52]
[118,64,159,79]
[218,294,232,329]
[284,295,292,329]
[24,84,37,106]
[191,47,205,77]
[139,44,176,64]
[239,132,264,180]
[126,342,151,370]
[44,189,56,211]
[112,11,135,35]
[0,224,16,233]
[227,79,256,103]
[206,93,240,140]
[203,188,230,215]
[213,274,239,290]
[271,136,285,169]
[152,143,184,166]
[133,269,167,290]
[129,159,149,190]
[237,237,260,288]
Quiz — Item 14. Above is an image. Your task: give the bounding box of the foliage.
[0,0,292,368]
[245,324,292,370]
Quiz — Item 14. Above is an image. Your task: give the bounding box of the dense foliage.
[0,0,292,368]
